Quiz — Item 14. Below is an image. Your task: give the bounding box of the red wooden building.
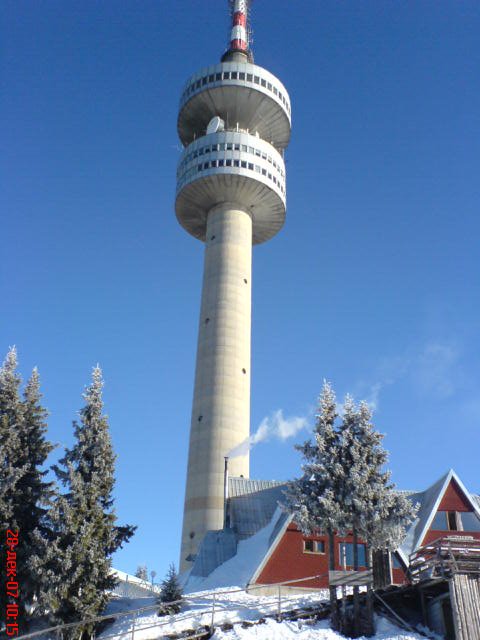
[185,469,480,592]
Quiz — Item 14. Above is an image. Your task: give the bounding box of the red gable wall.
[438,478,472,511]
[421,478,480,546]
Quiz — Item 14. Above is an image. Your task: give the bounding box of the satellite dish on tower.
[207,116,225,134]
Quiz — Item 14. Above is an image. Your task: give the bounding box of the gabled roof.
[398,469,480,564]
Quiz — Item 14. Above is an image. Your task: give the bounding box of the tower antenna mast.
[223,0,253,62]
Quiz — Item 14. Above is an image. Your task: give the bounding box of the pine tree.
[40,367,136,633]
[0,348,27,625]
[0,348,25,526]
[0,349,54,627]
[17,367,55,623]
[158,564,183,616]
[135,565,148,581]
[283,381,343,627]
[283,382,417,637]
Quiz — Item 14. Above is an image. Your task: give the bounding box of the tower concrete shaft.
[181,204,251,565]
[176,1,291,572]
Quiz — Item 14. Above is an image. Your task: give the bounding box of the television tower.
[176,0,291,571]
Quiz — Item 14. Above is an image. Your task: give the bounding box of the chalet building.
[184,469,480,593]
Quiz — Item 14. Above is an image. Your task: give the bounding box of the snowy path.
[100,587,426,640]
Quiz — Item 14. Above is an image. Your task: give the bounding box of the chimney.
[223,456,229,529]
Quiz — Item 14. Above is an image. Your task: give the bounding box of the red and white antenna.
[224,0,253,60]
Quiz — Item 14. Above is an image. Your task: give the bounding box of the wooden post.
[353,528,360,637]
[277,584,282,621]
[365,545,374,637]
[210,593,216,631]
[328,530,339,630]
[131,611,137,640]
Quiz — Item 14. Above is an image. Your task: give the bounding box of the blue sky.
[3,1,479,580]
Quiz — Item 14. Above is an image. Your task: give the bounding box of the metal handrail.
[15,573,329,640]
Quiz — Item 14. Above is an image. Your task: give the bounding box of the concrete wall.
[180,203,252,571]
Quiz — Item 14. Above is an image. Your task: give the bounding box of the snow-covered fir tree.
[18,367,55,623]
[0,348,54,627]
[38,366,136,631]
[0,348,26,618]
[283,381,417,636]
[283,381,343,625]
[346,401,415,554]
[135,565,149,581]
[158,564,183,616]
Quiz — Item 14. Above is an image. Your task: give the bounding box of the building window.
[239,72,245,80]
[431,512,447,530]
[391,554,403,569]
[339,542,366,567]
[231,71,238,80]
[460,512,480,531]
[303,539,325,554]
[215,72,222,81]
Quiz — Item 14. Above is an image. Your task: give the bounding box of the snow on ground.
[211,616,424,639]
[99,587,425,640]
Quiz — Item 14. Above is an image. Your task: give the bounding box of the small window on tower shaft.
[231,71,238,80]
[239,72,245,80]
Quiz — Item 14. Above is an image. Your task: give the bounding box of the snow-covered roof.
[190,528,237,578]
[228,477,287,540]
[185,507,286,593]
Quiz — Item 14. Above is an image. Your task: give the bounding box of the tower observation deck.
[177,0,291,571]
